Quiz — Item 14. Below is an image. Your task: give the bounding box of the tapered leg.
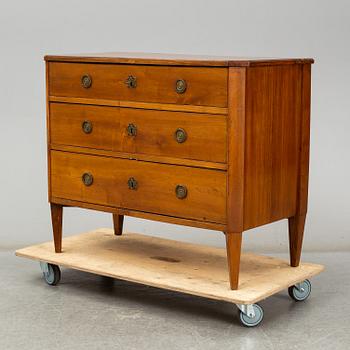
[288,214,306,267]
[113,214,124,236]
[50,203,63,253]
[225,231,243,290]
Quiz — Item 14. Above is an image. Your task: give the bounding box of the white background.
[1,0,349,253]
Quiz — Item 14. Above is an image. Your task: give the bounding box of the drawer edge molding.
[50,144,228,171]
[49,96,228,115]
[50,197,227,231]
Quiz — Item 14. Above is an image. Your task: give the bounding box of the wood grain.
[15,229,324,304]
[50,150,227,223]
[113,214,124,236]
[50,197,226,231]
[50,102,227,163]
[50,144,227,170]
[243,65,303,229]
[48,62,228,107]
[49,96,228,115]
[50,203,63,253]
[227,68,246,232]
[225,232,243,289]
[44,52,314,67]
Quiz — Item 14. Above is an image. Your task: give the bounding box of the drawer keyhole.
[125,75,137,89]
[127,123,137,136]
[128,177,138,190]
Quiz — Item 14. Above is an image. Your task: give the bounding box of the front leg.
[50,203,63,253]
[225,231,243,290]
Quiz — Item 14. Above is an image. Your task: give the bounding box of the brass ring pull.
[82,173,93,186]
[128,177,138,190]
[174,128,187,143]
[175,185,187,199]
[125,75,137,88]
[127,123,137,136]
[175,79,187,94]
[81,74,92,89]
[82,120,93,134]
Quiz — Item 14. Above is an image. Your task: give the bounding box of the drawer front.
[50,103,227,163]
[51,151,226,223]
[49,63,228,107]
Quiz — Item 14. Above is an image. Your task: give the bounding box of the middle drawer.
[50,103,227,163]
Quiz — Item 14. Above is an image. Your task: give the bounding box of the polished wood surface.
[45,52,314,67]
[113,214,124,236]
[50,144,227,170]
[46,53,313,290]
[243,65,303,230]
[50,102,227,163]
[225,232,243,289]
[50,203,63,253]
[50,197,226,231]
[51,150,226,223]
[16,230,324,304]
[227,67,246,233]
[49,96,228,115]
[49,62,228,107]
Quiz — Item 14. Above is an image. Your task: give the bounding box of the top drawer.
[48,63,228,107]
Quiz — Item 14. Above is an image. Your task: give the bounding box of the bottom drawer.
[50,151,226,223]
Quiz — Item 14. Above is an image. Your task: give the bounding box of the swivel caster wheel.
[40,262,61,286]
[237,304,264,327]
[288,279,311,302]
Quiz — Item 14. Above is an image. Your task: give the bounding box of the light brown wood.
[243,65,303,229]
[48,63,228,107]
[50,150,226,223]
[15,229,324,304]
[51,197,226,231]
[50,203,63,253]
[44,52,314,67]
[50,144,227,170]
[225,232,243,289]
[113,214,124,236]
[49,96,228,115]
[50,102,227,163]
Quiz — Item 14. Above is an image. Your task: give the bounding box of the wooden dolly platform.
[16,229,324,327]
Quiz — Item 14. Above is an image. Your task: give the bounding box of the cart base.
[15,228,324,305]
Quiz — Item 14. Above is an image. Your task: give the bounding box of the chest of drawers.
[45,52,313,290]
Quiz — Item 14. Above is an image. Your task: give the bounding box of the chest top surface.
[44,52,314,67]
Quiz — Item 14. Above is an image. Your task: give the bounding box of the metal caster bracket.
[236,304,256,318]
[40,261,49,274]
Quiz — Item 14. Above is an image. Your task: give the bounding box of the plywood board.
[15,229,324,304]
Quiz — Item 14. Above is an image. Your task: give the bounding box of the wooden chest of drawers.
[45,52,313,290]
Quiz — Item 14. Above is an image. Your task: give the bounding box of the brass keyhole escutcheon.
[82,173,93,186]
[175,79,187,94]
[81,74,92,89]
[82,120,93,134]
[127,123,137,136]
[175,185,187,199]
[174,128,187,143]
[125,75,137,88]
[128,177,138,190]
